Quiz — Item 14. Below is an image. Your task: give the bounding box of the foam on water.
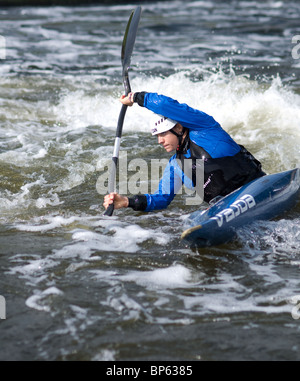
[51,89,114,130]
[237,218,300,258]
[119,264,195,289]
[131,72,300,156]
[25,287,63,312]
[90,264,198,325]
[16,68,296,142]
[0,176,62,218]
[46,70,300,171]
[89,260,296,322]
[15,215,78,232]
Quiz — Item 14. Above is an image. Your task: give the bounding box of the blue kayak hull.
[181,168,300,247]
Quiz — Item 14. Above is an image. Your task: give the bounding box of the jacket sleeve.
[144,156,184,211]
[142,92,220,130]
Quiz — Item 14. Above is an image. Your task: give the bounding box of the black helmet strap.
[170,127,186,150]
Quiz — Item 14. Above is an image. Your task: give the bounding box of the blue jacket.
[140,93,241,211]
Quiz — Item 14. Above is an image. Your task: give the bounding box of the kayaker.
[103,91,265,212]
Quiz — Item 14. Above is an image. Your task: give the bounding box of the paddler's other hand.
[103,192,129,210]
[119,92,135,106]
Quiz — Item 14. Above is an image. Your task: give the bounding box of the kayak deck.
[181,168,300,247]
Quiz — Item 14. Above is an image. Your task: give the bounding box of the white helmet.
[150,113,177,136]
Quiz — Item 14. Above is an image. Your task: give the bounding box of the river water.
[0,1,300,361]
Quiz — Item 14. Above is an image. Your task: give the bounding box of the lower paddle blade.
[104,204,114,216]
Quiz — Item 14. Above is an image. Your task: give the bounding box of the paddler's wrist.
[122,92,147,107]
[128,92,135,104]
[124,196,129,208]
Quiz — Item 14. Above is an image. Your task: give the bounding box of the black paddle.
[104,6,142,216]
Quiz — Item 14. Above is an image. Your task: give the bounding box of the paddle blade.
[121,11,133,63]
[121,6,141,71]
[104,203,114,216]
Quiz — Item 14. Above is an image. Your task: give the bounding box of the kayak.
[181,168,300,247]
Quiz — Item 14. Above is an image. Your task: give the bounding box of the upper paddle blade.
[121,6,141,70]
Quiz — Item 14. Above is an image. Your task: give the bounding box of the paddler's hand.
[103,192,129,210]
[119,92,135,106]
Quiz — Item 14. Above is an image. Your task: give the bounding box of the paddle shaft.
[104,6,141,216]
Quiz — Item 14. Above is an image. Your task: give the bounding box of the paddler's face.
[157,124,182,153]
